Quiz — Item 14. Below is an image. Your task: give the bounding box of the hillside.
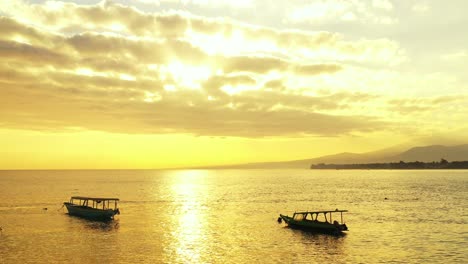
[196,144,468,169]
[388,144,468,162]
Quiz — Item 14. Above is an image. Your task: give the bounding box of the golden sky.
[1,0,467,169]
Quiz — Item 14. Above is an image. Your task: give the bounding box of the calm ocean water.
[0,169,466,263]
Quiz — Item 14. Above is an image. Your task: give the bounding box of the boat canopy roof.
[294,210,348,215]
[71,196,119,201]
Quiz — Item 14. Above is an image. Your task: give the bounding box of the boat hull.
[64,202,117,220]
[280,214,347,234]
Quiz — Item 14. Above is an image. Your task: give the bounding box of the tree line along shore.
[310,159,468,169]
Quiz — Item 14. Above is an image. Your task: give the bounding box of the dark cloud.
[0,40,69,66]
[264,79,284,90]
[386,95,467,114]
[0,17,59,46]
[222,55,287,74]
[293,63,342,75]
[0,80,386,137]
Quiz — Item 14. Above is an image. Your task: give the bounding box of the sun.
[163,61,212,90]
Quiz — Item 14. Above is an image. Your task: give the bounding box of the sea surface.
[0,169,466,263]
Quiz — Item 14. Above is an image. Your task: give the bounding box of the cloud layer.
[0,0,465,138]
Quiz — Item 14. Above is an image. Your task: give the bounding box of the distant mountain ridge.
[198,144,468,169]
[391,144,468,163]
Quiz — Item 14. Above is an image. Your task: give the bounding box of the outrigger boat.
[64,196,120,220]
[279,209,348,234]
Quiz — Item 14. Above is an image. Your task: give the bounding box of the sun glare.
[164,84,177,92]
[220,84,258,95]
[44,0,65,11]
[143,91,162,103]
[119,73,136,81]
[13,35,31,45]
[75,68,94,76]
[164,61,212,89]
[74,68,108,77]
[109,23,126,32]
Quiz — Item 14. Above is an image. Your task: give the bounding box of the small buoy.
[277,217,282,223]
[384,197,388,200]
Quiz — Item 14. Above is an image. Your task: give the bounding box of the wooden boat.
[64,196,120,220]
[279,209,348,234]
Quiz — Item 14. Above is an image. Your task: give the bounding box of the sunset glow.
[1,0,467,169]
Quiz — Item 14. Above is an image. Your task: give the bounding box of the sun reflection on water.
[165,170,210,263]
